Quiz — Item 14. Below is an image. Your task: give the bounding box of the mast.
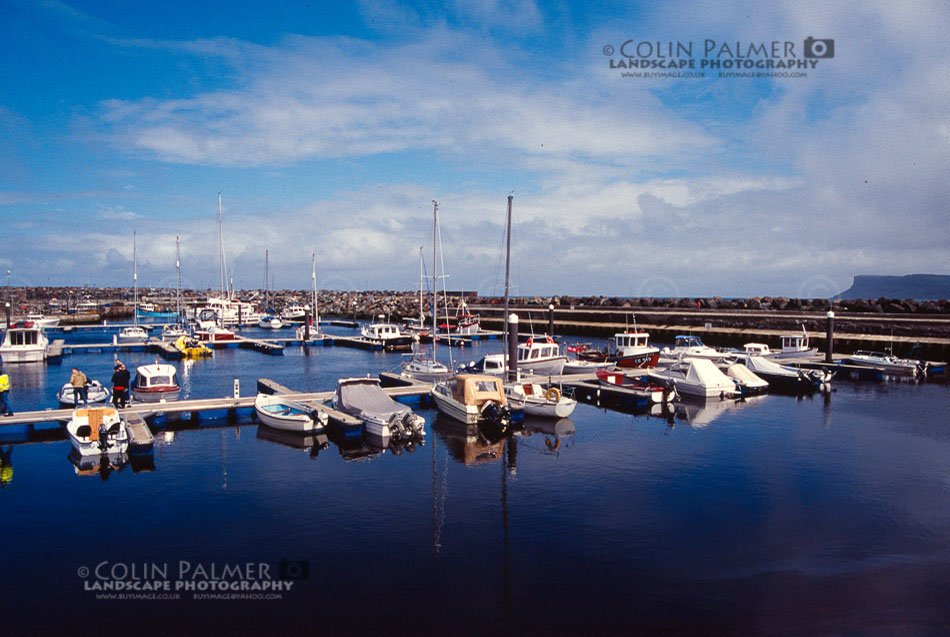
[218,192,225,296]
[418,246,425,325]
[132,231,138,327]
[311,253,318,328]
[175,235,182,325]
[503,195,512,370]
[264,249,269,310]
[432,201,439,360]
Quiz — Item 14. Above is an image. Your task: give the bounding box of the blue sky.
[1,0,947,297]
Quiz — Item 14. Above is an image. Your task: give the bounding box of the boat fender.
[545,437,560,451]
[545,387,561,402]
[526,338,533,347]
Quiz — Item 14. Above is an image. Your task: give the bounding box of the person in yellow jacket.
[69,367,88,407]
[0,367,12,416]
[0,445,12,486]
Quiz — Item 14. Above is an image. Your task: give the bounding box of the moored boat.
[733,354,832,393]
[332,377,426,444]
[26,313,59,328]
[843,350,926,377]
[254,393,327,432]
[173,335,213,358]
[505,382,577,418]
[117,325,148,344]
[66,406,130,456]
[0,321,50,363]
[660,335,726,363]
[132,362,181,403]
[361,318,414,351]
[723,362,769,395]
[596,368,674,404]
[431,374,512,441]
[57,380,111,406]
[772,327,819,359]
[648,358,740,399]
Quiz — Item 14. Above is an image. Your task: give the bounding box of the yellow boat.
[174,335,213,358]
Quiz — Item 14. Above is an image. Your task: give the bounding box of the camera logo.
[804,37,834,58]
[278,559,309,581]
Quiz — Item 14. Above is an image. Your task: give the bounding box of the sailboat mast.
[264,249,269,309]
[218,192,225,296]
[418,246,424,324]
[503,195,512,368]
[175,235,182,324]
[133,231,138,327]
[311,253,318,326]
[432,201,439,358]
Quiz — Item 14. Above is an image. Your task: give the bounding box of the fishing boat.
[723,362,769,395]
[743,343,773,357]
[25,313,59,328]
[733,354,832,393]
[361,317,414,351]
[65,406,130,456]
[173,335,212,358]
[254,393,328,432]
[660,335,726,363]
[843,350,926,377]
[596,368,675,404]
[431,374,512,441]
[772,327,819,359]
[648,358,740,399]
[579,331,660,368]
[332,377,426,443]
[514,337,568,376]
[0,320,50,363]
[57,380,111,406]
[132,362,181,403]
[505,382,577,418]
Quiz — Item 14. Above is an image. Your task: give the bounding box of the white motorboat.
[733,354,833,393]
[660,335,727,363]
[132,362,181,403]
[254,393,327,432]
[562,358,613,374]
[281,304,307,321]
[0,320,50,363]
[161,324,189,341]
[431,374,512,440]
[258,314,284,329]
[66,406,130,456]
[649,358,740,399]
[772,327,819,359]
[465,339,567,377]
[361,318,414,351]
[400,355,454,383]
[332,377,426,443]
[506,382,576,418]
[117,325,148,344]
[194,309,236,342]
[723,362,769,395]
[57,380,111,406]
[743,343,773,357]
[26,313,59,328]
[844,350,926,377]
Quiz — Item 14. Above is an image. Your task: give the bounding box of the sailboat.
[401,202,453,382]
[258,249,283,329]
[162,236,189,340]
[195,194,238,340]
[118,232,148,344]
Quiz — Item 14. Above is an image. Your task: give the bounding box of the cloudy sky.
[1,0,947,297]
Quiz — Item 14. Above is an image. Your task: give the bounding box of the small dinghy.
[254,394,328,432]
[332,377,426,444]
[66,406,130,456]
[57,380,111,406]
[596,368,675,405]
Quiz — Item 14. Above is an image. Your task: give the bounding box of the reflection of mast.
[432,424,439,557]
[501,437,516,614]
[221,429,228,490]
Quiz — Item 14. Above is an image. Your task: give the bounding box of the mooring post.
[825,310,835,363]
[304,305,311,341]
[548,304,555,338]
[507,313,519,383]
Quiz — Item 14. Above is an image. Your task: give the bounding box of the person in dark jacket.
[111,362,131,408]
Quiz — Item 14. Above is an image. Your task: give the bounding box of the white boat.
[281,304,307,321]
[401,354,454,383]
[431,374,512,439]
[66,406,130,456]
[26,313,59,328]
[772,327,819,359]
[743,342,773,357]
[361,318,413,351]
[254,393,327,432]
[258,314,284,329]
[194,308,236,342]
[197,297,258,326]
[723,362,769,395]
[332,377,426,443]
[844,350,926,377]
[562,358,613,374]
[161,324,189,341]
[465,339,567,377]
[0,320,50,363]
[117,325,148,344]
[57,380,111,406]
[733,353,833,393]
[132,362,181,403]
[649,358,740,399]
[506,382,576,418]
[661,335,726,363]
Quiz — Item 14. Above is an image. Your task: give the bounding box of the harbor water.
[1,324,949,633]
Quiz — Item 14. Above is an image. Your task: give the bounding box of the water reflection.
[522,416,575,455]
[432,414,505,466]
[673,395,767,428]
[67,447,129,481]
[256,424,329,458]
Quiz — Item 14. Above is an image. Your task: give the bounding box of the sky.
[0,0,947,298]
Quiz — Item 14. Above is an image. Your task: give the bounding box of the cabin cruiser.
[117,325,148,344]
[0,321,50,363]
[431,374,512,437]
[505,382,577,418]
[332,377,426,444]
[733,354,832,393]
[361,318,414,351]
[281,304,307,321]
[57,380,111,406]
[25,313,59,328]
[843,351,927,377]
[196,297,259,326]
[648,358,740,399]
[66,406,130,456]
[254,393,328,432]
[660,335,726,363]
[132,362,181,403]
[194,309,235,342]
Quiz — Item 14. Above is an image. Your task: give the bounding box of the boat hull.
[430,387,480,425]
[0,347,46,363]
[132,387,181,403]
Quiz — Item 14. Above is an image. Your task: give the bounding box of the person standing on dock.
[0,367,12,416]
[69,367,88,407]
[111,362,130,408]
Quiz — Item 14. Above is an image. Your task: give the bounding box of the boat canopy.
[451,374,508,407]
[336,378,410,421]
[684,358,733,385]
[675,335,706,348]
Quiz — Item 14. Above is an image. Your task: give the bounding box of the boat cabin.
[614,332,650,349]
[451,374,508,407]
[517,338,560,362]
[3,321,43,346]
[363,323,403,339]
[674,335,707,349]
[134,364,179,391]
[781,332,810,352]
[744,343,772,356]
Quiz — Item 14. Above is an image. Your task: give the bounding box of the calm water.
[2,324,949,634]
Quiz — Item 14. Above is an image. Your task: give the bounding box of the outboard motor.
[478,400,511,443]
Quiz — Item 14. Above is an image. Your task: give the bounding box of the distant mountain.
[836,274,950,300]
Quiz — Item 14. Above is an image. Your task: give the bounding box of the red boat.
[577,332,660,368]
[596,368,674,404]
